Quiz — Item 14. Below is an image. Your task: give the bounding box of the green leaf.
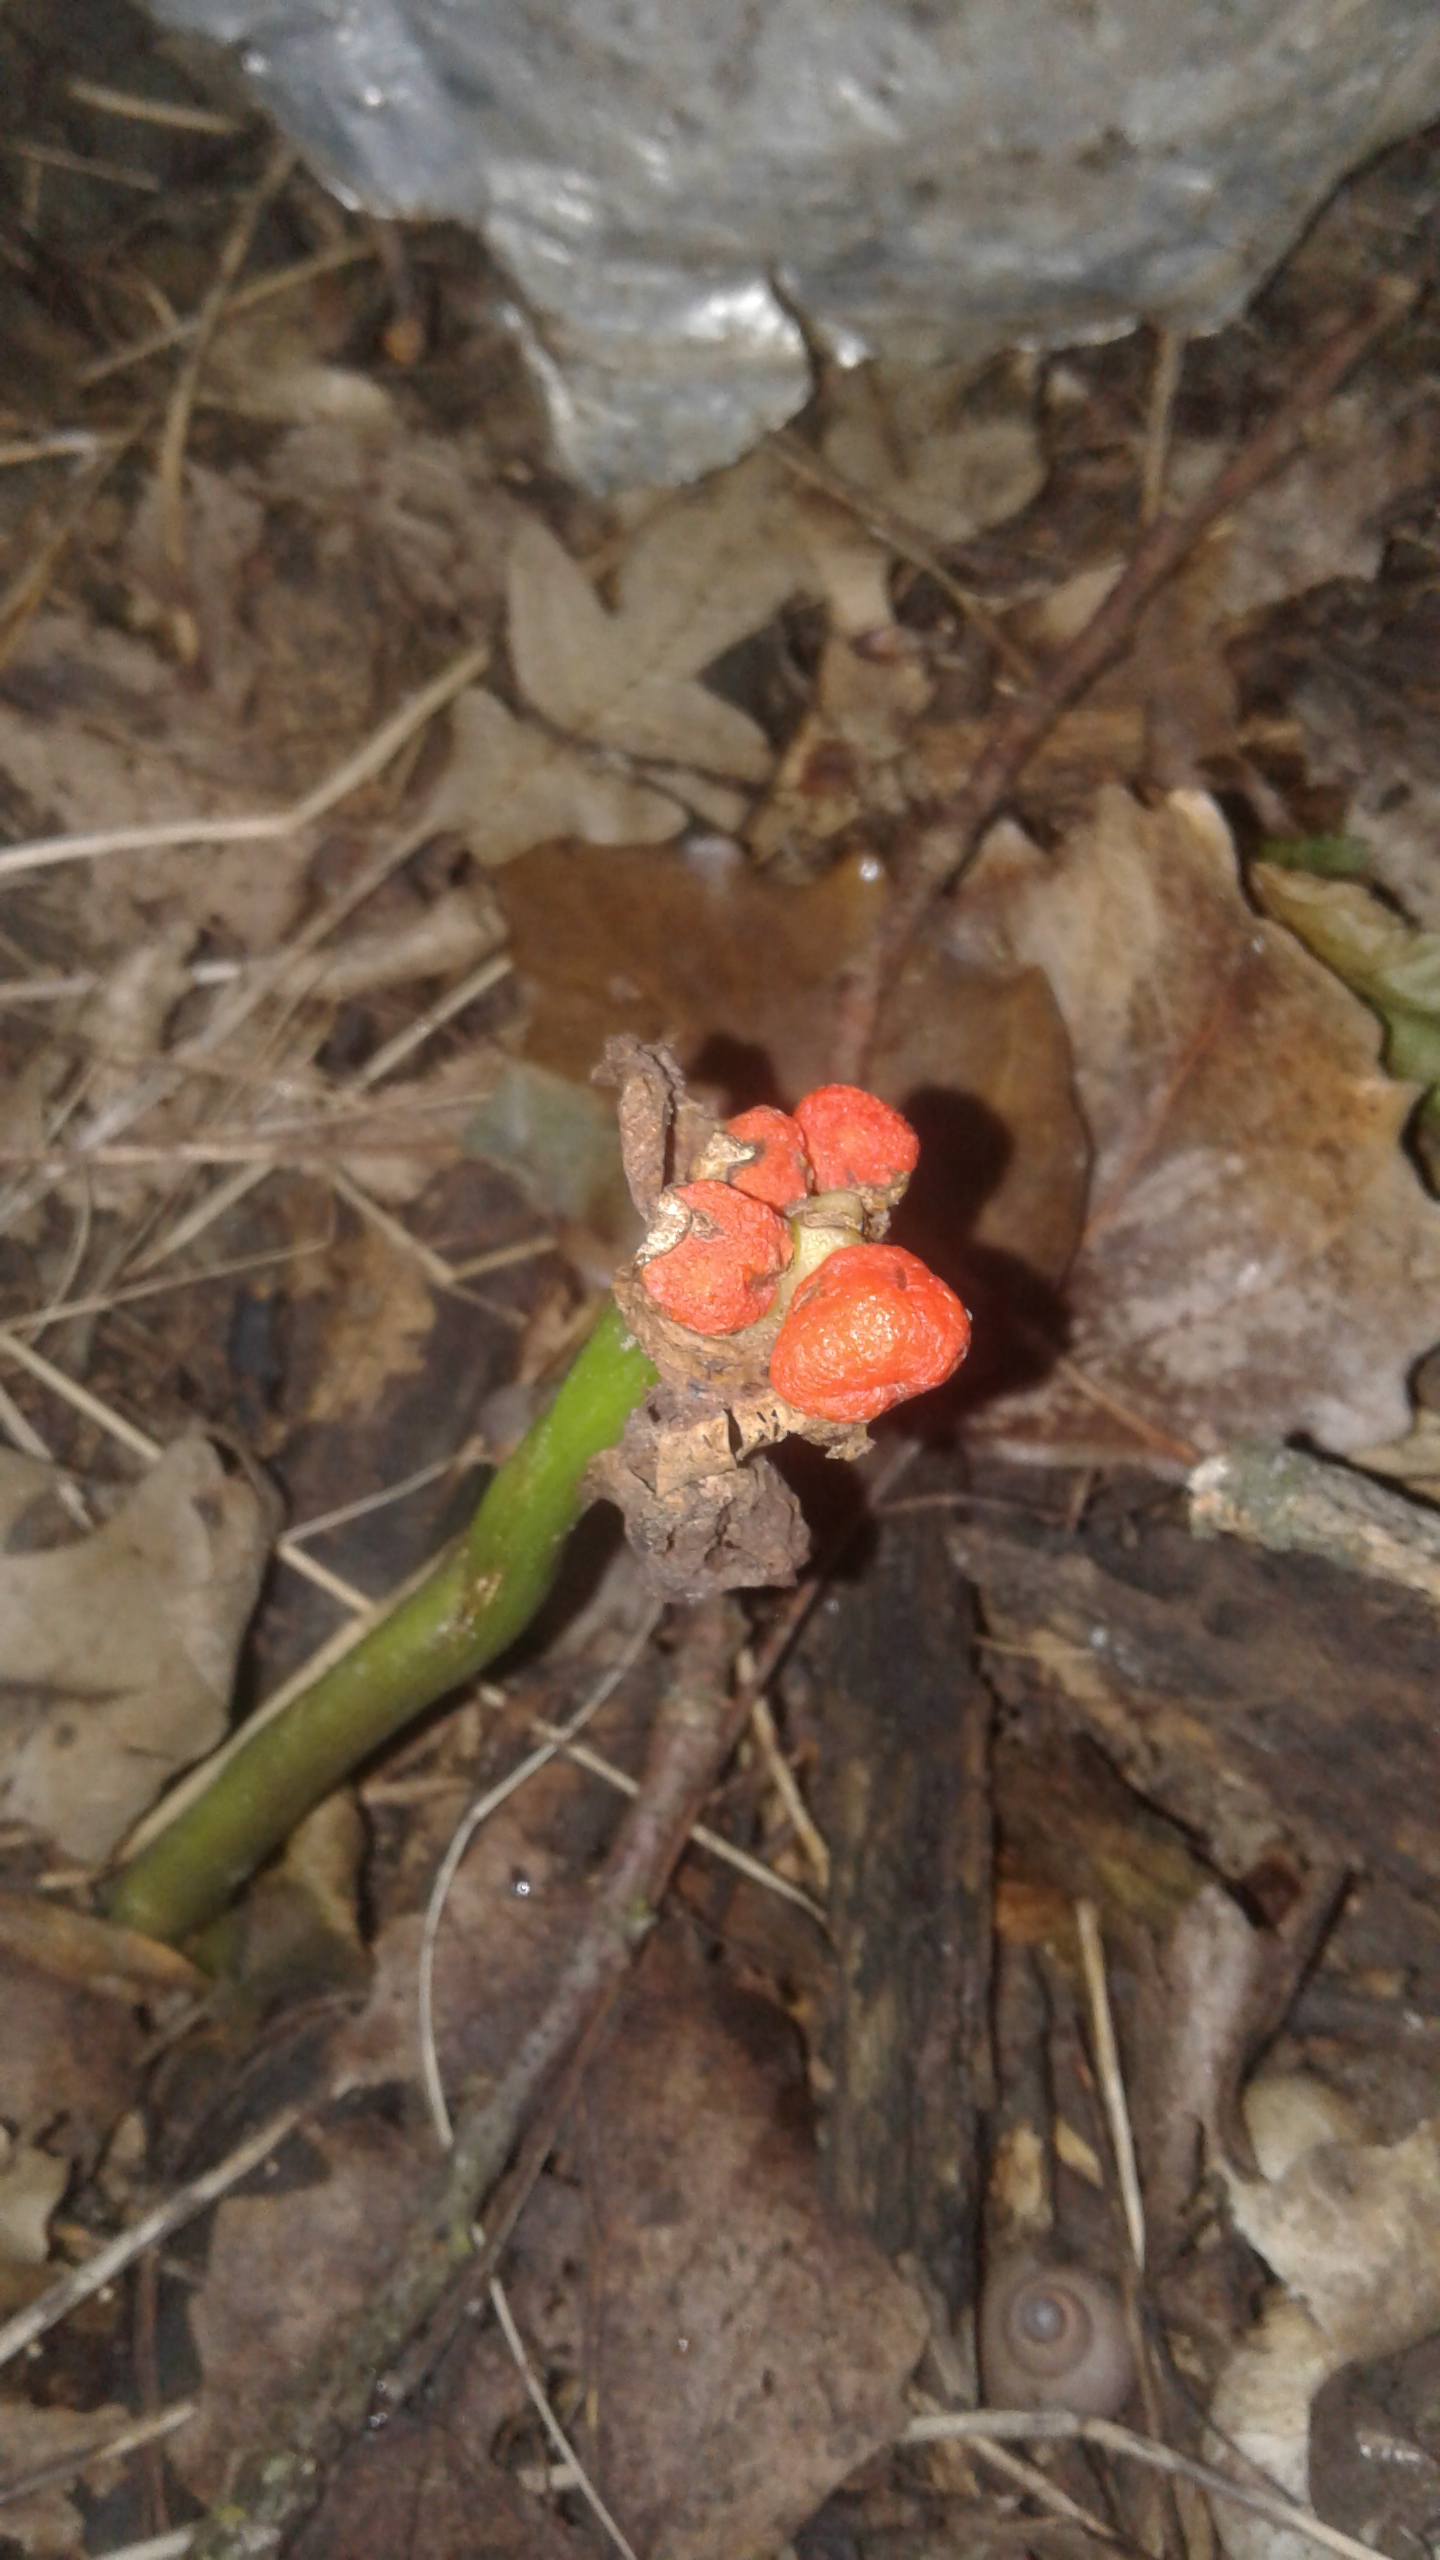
[1256,834,1368,877]
[1252,864,1440,1093]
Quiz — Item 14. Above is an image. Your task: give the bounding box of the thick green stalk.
[107,1300,655,1946]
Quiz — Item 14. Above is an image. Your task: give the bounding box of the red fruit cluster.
[769,1242,970,1423]
[638,1179,792,1336]
[637,1083,971,1421]
[793,1085,919,1195]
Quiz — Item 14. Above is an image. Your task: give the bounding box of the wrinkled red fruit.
[724,1105,812,1212]
[640,1181,792,1336]
[793,1085,919,1195]
[769,1241,970,1421]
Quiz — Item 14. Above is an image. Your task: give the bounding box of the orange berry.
[724,1105,812,1211]
[793,1085,919,1194]
[769,1241,970,1421]
[640,1180,792,1336]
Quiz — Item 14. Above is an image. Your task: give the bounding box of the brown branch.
[831,273,1417,1082]
[188,1600,751,2560]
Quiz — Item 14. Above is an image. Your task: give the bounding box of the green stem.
[106,1300,655,1946]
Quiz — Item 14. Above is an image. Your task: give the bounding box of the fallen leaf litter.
[0,25,1439,2560]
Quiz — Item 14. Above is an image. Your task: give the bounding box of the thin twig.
[1076,1899,1146,2271]
[1140,328,1185,524]
[184,1608,745,2560]
[903,2413,1385,2560]
[0,638,489,881]
[418,1609,664,2147]
[771,430,1035,682]
[77,240,373,386]
[0,2108,300,2371]
[748,1690,830,1890]
[6,140,159,192]
[831,275,1417,1081]
[88,2535,192,2560]
[0,2400,196,2506]
[969,2432,1130,2549]
[525,1718,828,1922]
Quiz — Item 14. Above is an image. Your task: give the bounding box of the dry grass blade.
[152,139,299,641]
[78,240,372,385]
[0,638,489,880]
[67,79,244,135]
[904,2414,1385,2560]
[525,1717,828,1922]
[0,2401,197,2506]
[0,1325,367,1612]
[489,2270,641,2560]
[1076,1898,1146,2270]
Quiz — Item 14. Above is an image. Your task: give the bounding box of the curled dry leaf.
[0,1437,277,1863]
[957,786,1440,1456]
[1208,2080,1440,2560]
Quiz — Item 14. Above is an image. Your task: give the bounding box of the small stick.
[903,2412,1385,2560]
[771,430,1035,682]
[748,1689,830,1889]
[181,1607,744,2559]
[87,2535,192,2560]
[831,275,1416,1081]
[6,140,159,192]
[526,1717,827,1922]
[0,2108,300,2371]
[418,1609,664,2147]
[969,2432,1131,2549]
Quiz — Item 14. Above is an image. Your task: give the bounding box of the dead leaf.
[464,1058,634,1238]
[579,1926,926,2560]
[287,2410,582,2560]
[0,1435,278,1863]
[410,684,684,867]
[494,841,1086,1298]
[508,459,800,780]
[0,1946,147,2167]
[172,2111,425,2504]
[956,786,1440,1455]
[1208,2087,1440,2560]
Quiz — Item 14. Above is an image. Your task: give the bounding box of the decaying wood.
[948,1489,1440,1901]
[804,1498,992,2318]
